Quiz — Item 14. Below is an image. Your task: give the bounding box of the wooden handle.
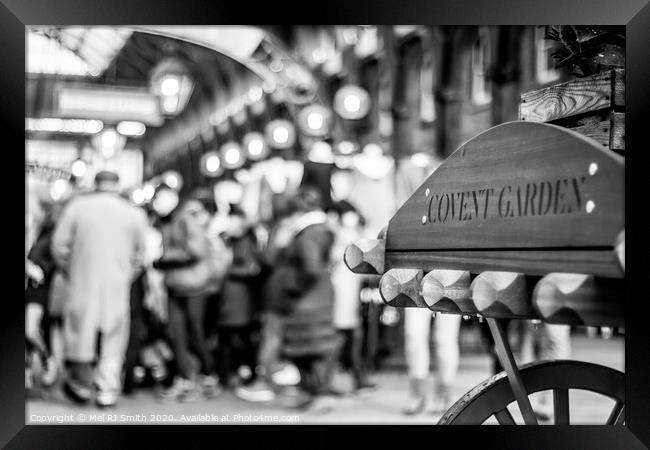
[421,269,477,314]
[471,271,536,319]
[533,273,624,328]
[344,238,385,275]
[379,269,425,307]
[615,230,624,272]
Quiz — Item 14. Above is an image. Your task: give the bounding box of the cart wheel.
[438,360,624,425]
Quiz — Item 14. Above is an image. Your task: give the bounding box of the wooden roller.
[420,269,478,314]
[379,268,426,308]
[344,238,385,275]
[615,230,624,272]
[533,273,624,328]
[470,271,537,319]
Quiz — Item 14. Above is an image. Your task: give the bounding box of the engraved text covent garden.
[422,176,588,225]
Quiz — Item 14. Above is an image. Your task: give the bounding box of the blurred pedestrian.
[235,187,343,409]
[153,187,228,402]
[215,207,262,388]
[402,309,461,415]
[51,171,148,407]
[267,187,342,408]
[233,208,299,404]
[520,321,572,420]
[330,207,376,393]
[25,201,60,392]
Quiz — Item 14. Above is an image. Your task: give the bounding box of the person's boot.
[353,374,377,393]
[62,379,92,404]
[428,383,454,415]
[95,390,118,408]
[26,367,34,393]
[198,374,223,399]
[40,356,59,388]
[402,377,427,415]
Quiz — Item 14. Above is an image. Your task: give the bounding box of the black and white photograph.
[21,24,630,428]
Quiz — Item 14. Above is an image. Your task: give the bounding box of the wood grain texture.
[532,274,624,328]
[385,249,623,279]
[615,230,625,272]
[470,272,537,319]
[379,269,425,308]
[421,269,477,314]
[519,69,624,123]
[551,111,625,151]
[610,112,625,151]
[386,121,625,275]
[567,114,624,150]
[344,238,385,275]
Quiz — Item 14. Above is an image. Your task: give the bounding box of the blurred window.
[535,26,561,85]
[471,27,492,105]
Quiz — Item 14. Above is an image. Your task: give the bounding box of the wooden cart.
[344,118,625,425]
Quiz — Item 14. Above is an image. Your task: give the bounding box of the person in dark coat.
[122,269,147,395]
[266,187,342,404]
[25,203,59,389]
[215,208,263,388]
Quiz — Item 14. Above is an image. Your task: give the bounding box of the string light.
[71,159,87,178]
[50,178,69,201]
[200,151,224,177]
[162,170,182,190]
[265,119,296,149]
[243,132,268,161]
[334,85,370,120]
[132,188,145,205]
[220,142,245,170]
[142,183,155,200]
[206,154,221,172]
[248,85,264,103]
[298,104,331,137]
[160,76,181,96]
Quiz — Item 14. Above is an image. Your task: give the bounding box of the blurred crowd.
[25,170,572,419]
[25,170,379,411]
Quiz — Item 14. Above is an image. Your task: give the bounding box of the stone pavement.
[26,334,623,425]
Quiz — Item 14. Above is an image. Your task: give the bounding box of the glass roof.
[27,27,132,77]
[27,30,91,76]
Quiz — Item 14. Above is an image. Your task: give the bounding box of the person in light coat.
[51,171,147,407]
[330,206,376,392]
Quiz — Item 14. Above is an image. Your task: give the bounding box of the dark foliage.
[544,26,625,77]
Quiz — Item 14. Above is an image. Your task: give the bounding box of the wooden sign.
[385,121,624,278]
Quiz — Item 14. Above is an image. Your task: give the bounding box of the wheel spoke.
[494,407,516,425]
[438,360,625,426]
[487,318,538,425]
[553,388,570,424]
[606,402,625,425]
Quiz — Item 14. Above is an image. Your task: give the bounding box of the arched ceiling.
[26,26,303,168]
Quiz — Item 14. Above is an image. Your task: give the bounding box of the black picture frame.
[4,0,649,448]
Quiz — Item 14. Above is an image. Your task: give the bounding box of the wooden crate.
[519,69,624,152]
